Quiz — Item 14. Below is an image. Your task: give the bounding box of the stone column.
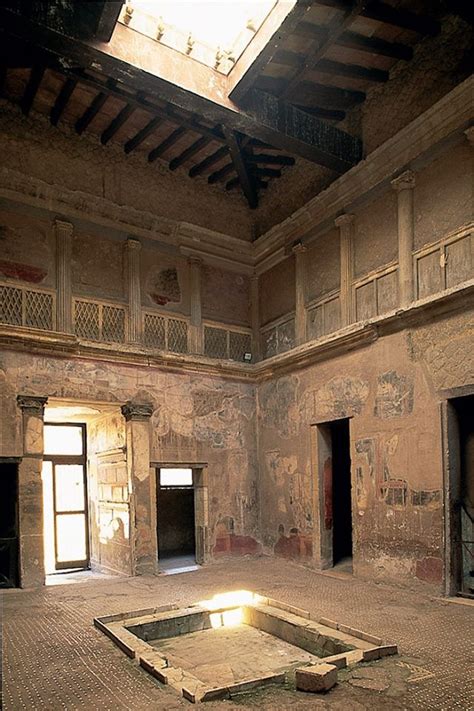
[392,170,416,308]
[16,395,48,588]
[121,401,157,576]
[335,214,355,328]
[126,238,142,344]
[293,242,308,346]
[250,273,261,362]
[55,220,73,333]
[188,257,203,355]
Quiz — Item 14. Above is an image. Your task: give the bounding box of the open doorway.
[156,467,197,573]
[42,423,89,574]
[0,461,19,588]
[447,395,474,598]
[314,418,353,572]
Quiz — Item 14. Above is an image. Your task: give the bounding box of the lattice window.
[204,326,227,359]
[75,301,100,341]
[25,290,53,330]
[102,305,125,343]
[168,318,188,354]
[229,331,251,362]
[0,285,22,326]
[144,313,166,349]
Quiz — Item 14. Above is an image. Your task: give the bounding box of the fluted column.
[188,257,203,355]
[335,214,355,327]
[126,238,142,344]
[392,170,416,307]
[121,401,157,576]
[293,242,308,345]
[17,394,48,588]
[250,273,261,361]
[55,220,73,333]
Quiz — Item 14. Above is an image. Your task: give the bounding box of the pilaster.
[16,394,48,588]
[335,214,355,327]
[55,220,73,333]
[126,238,142,344]
[392,170,416,307]
[293,242,307,346]
[188,257,203,355]
[121,400,157,576]
[250,273,261,362]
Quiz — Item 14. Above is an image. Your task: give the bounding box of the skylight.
[119,0,277,74]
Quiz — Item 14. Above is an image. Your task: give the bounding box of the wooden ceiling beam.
[226,177,269,191]
[314,0,440,36]
[95,1,123,42]
[296,22,413,59]
[20,66,45,116]
[50,76,77,125]
[256,76,365,107]
[148,126,187,162]
[281,0,367,99]
[101,102,135,144]
[208,163,235,184]
[124,117,162,154]
[189,145,230,178]
[75,89,109,134]
[251,166,282,178]
[169,135,213,171]
[223,128,258,209]
[246,154,295,166]
[273,48,389,83]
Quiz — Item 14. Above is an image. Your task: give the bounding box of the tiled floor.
[2,557,474,710]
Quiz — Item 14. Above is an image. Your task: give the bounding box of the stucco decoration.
[259,376,299,438]
[312,376,369,420]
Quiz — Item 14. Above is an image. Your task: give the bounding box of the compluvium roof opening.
[119,0,276,73]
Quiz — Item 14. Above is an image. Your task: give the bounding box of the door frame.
[44,422,90,571]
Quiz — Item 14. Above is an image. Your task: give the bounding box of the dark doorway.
[157,468,196,571]
[0,461,19,587]
[330,418,353,566]
[452,395,474,597]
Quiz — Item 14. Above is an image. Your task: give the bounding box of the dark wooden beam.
[50,76,77,125]
[295,105,346,121]
[124,117,162,154]
[223,128,258,209]
[251,166,282,178]
[228,0,313,103]
[256,76,365,107]
[75,89,109,134]
[315,0,440,36]
[101,102,134,144]
[0,8,362,172]
[169,135,213,171]
[273,48,389,83]
[282,0,367,99]
[246,154,296,166]
[20,65,44,116]
[95,2,123,42]
[226,176,269,190]
[148,127,187,162]
[208,163,235,184]
[189,145,229,177]
[296,22,413,59]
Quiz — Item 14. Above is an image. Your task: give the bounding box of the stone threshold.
[0,279,472,382]
[94,591,397,703]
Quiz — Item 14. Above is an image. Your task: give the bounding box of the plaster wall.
[259,256,295,326]
[257,307,474,591]
[306,228,340,303]
[0,352,260,562]
[201,265,251,327]
[72,230,126,301]
[0,206,55,287]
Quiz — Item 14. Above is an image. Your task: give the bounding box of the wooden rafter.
[124,117,162,154]
[223,128,258,209]
[314,0,440,36]
[169,135,213,171]
[208,163,235,184]
[50,76,77,125]
[295,22,413,59]
[20,66,44,116]
[148,126,187,162]
[246,154,295,166]
[274,50,389,83]
[256,76,365,107]
[189,146,229,178]
[75,88,109,134]
[101,102,135,145]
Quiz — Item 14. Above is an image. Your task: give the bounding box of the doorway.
[156,467,196,572]
[0,461,19,587]
[314,418,353,571]
[42,423,89,574]
[447,395,474,597]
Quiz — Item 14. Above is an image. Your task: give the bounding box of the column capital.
[121,401,153,422]
[391,170,415,191]
[464,126,474,147]
[188,255,203,267]
[292,241,307,255]
[335,213,355,228]
[17,395,48,416]
[54,219,74,236]
[126,238,142,251]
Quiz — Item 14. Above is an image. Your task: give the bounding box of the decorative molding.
[334,213,355,227]
[16,394,48,416]
[391,170,416,192]
[121,401,154,421]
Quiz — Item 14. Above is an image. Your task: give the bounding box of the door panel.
[53,463,88,569]
[55,513,87,564]
[54,464,85,512]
